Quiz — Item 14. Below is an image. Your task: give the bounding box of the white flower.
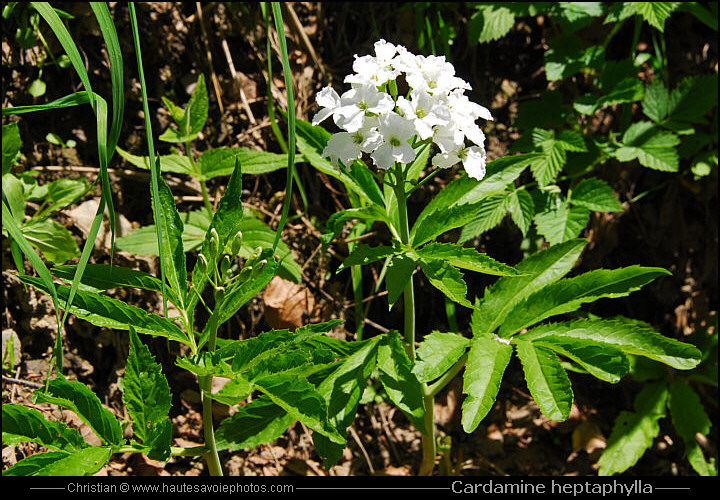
[396,91,451,140]
[313,40,493,179]
[404,55,470,95]
[344,40,401,87]
[311,86,341,126]
[322,125,383,167]
[432,144,487,180]
[335,83,395,132]
[370,113,417,170]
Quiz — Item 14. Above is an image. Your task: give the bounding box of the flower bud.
[208,228,220,261]
[196,253,209,276]
[220,254,232,278]
[230,231,244,256]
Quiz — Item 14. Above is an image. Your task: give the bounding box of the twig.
[348,425,375,474]
[2,375,44,389]
[221,37,256,125]
[282,2,325,79]
[195,2,224,115]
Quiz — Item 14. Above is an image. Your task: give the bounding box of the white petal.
[462,147,487,180]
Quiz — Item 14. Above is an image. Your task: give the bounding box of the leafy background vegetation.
[2,2,717,476]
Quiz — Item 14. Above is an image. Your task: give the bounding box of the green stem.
[393,162,437,475]
[116,445,208,457]
[185,140,213,214]
[200,302,223,476]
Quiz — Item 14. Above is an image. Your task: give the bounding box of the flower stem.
[200,305,223,476]
[394,162,436,475]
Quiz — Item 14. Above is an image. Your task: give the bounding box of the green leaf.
[2,122,21,174]
[411,154,530,241]
[122,327,172,461]
[197,147,289,179]
[598,381,668,475]
[376,331,426,431]
[159,74,208,142]
[461,334,513,432]
[457,193,510,243]
[115,146,194,176]
[255,373,341,443]
[469,5,515,43]
[416,242,519,277]
[614,2,680,32]
[533,336,629,383]
[20,217,81,265]
[515,340,573,421]
[2,404,89,452]
[385,254,417,308]
[152,175,187,309]
[528,143,566,187]
[39,177,88,216]
[472,239,587,335]
[519,318,702,370]
[32,378,123,447]
[2,447,111,476]
[20,275,191,345]
[498,266,670,337]
[215,396,296,451]
[51,263,171,298]
[214,249,279,326]
[570,178,623,212]
[534,202,590,245]
[313,336,381,466]
[337,245,399,273]
[419,258,473,308]
[508,188,535,236]
[413,331,470,383]
[3,173,26,223]
[615,121,680,172]
[668,380,714,476]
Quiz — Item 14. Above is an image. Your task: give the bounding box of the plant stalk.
[200,304,223,476]
[393,162,436,475]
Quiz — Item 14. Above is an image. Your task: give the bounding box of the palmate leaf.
[498,266,670,337]
[337,244,399,273]
[519,318,701,370]
[2,447,111,476]
[32,378,123,447]
[606,2,680,32]
[411,154,531,243]
[457,193,510,243]
[313,336,381,466]
[598,381,668,476]
[468,4,516,43]
[2,404,89,452]
[668,380,715,476]
[376,331,426,431]
[461,334,513,432]
[508,188,535,236]
[254,373,343,445]
[122,327,172,461]
[413,331,470,383]
[570,177,624,212]
[472,239,587,335]
[515,340,573,421]
[533,336,629,383]
[534,202,589,245]
[215,396,296,452]
[419,258,474,308]
[416,243,519,276]
[20,275,191,346]
[385,254,417,308]
[615,121,680,172]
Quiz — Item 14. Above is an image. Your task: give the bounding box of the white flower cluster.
[312,40,493,180]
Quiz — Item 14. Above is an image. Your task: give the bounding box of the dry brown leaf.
[263,277,316,330]
[571,420,606,455]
